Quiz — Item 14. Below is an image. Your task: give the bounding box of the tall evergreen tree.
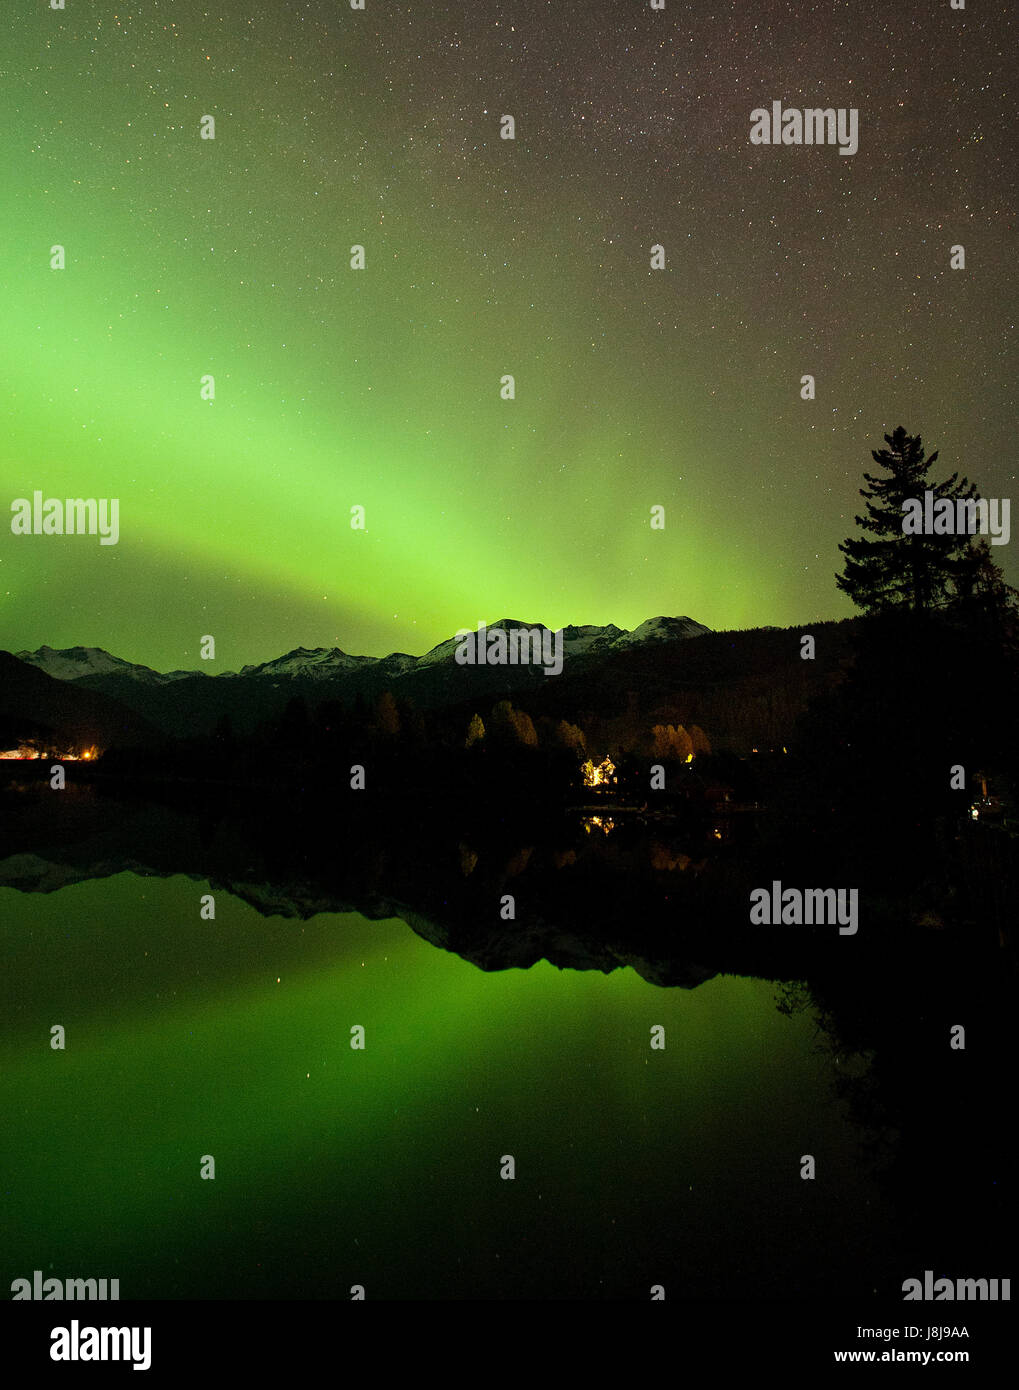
[947,536,1019,646]
[836,426,979,612]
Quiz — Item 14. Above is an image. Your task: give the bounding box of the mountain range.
[15,616,711,686]
[3,615,871,758]
[3,616,716,744]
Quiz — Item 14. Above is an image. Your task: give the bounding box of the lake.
[0,869,903,1300]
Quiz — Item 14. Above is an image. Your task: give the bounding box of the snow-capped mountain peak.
[14,615,712,688]
[237,646,376,679]
[14,645,166,684]
[610,616,712,650]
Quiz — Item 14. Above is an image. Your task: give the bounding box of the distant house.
[581,756,617,789]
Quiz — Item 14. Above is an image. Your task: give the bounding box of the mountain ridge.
[16,616,712,685]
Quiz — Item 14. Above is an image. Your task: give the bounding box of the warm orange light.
[581,755,617,789]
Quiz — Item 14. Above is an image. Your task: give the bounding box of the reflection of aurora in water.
[0,870,903,1300]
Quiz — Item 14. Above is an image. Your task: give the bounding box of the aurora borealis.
[2,0,1015,669]
[2,2,1017,1338]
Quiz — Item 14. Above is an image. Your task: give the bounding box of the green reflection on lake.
[0,872,895,1298]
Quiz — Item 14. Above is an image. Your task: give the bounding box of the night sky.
[2,0,1015,671]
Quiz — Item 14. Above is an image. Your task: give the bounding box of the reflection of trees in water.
[773,962,1014,1272]
[774,980,899,1176]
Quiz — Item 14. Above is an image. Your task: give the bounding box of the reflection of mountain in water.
[1,781,1013,1282]
[1,780,1013,988]
[0,787,732,987]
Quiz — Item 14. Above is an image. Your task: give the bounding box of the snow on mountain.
[417,619,636,669]
[609,616,712,650]
[374,652,418,676]
[414,616,710,669]
[14,617,711,689]
[237,646,376,680]
[414,619,540,670]
[14,645,171,684]
[413,634,463,670]
[558,623,627,658]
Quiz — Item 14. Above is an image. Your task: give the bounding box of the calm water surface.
[1,871,898,1299]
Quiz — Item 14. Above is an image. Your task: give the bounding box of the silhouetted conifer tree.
[837,426,979,612]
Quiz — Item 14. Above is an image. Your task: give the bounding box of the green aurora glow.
[2,2,1014,669]
[0,873,887,1298]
